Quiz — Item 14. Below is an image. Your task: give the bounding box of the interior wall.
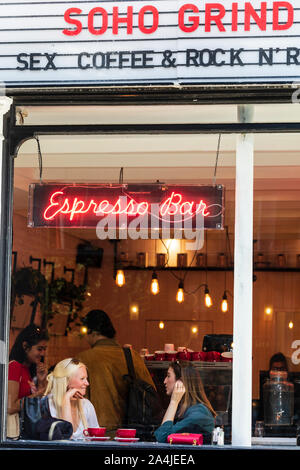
[10,212,234,367]
[11,211,300,398]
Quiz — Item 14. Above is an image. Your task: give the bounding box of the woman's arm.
[162,380,185,424]
[61,388,84,429]
[7,381,21,414]
[155,405,215,443]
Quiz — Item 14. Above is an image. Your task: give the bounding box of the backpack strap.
[40,396,50,418]
[123,347,136,380]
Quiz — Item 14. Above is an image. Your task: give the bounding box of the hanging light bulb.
[221,291,228,313]
[264,306,273,315]
[80,326,88,335]
[159,321,165,329]
[115,269,125,287]
[204,285,212,307]
[150,272,159,295]
[176,281,184,303]
[129,303,139,320]
[289,321,294,329]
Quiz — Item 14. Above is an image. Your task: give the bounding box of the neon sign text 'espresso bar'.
[43,191,210,222]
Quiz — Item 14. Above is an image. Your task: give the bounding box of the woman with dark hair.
[8,324,49,415]
[154,361,216,443]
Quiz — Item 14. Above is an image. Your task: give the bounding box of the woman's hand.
[28,380,45,398]
[36,361,48,384]
[63,387,84,402]
[161,380,186,425]
[170,380,186,404]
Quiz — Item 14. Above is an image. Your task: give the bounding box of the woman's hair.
[9,324,49,376]
[169,361,217,419]
[82,309,116,338]
[44,358,88,429]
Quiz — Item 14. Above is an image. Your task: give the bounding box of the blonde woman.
[45,358,99,439]
[154,361,216,443]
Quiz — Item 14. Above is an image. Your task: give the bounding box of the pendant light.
[129,303,139,320]
[150,271,159,295]
[176,280,184,303]
[221,264,231,312]
[221,291,228,312]
[115,269,125,287]
[204,231,212,308]
[204,285,213,307]
[80,326,88,335]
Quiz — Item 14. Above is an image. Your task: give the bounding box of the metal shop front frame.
[0,87,300,450]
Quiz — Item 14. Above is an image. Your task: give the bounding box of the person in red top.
[8,324,49,416]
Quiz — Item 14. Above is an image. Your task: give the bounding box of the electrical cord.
[35,135,43,183]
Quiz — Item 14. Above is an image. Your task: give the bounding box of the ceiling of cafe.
[12,102,300,249]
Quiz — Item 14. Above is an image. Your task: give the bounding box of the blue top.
[154,403,215,443]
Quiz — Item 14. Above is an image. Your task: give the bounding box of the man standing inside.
[77,309,156,435]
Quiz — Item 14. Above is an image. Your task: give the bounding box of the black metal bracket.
[29,255,41,271]
[83,265,89,286]
[12,251,17,273]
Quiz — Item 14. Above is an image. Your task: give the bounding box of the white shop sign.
[1,0,300,86]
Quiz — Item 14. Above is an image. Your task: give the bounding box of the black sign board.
[28,183,224,235]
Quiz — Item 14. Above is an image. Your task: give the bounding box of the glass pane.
[253,132,300,439]
[8,119,234,444]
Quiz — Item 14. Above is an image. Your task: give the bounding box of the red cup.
[154,351,166,361]
[191,351,207,361]
[83,427,106,437]
[165,351,178,361]
[144,354,155,361]
[221,356,232,362]
[116,428,136,438]
[177,351,191,361]
[206,351,221,362]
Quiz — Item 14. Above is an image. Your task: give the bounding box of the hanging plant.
[11,267,87,330]
[11,267,48,305]
[48,277,86,311]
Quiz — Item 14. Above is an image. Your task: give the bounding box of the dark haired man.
[269,352,289,372]
[77,309,155,435]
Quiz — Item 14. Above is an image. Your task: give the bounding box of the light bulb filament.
[151,273,159,295]
[116,269,125,287]
[176,281,184,303]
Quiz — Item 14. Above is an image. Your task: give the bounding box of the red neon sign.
[28,183,224,230]
[43,190,210,222]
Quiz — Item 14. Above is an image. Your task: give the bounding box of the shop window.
[253,133,300,439]
[7,111,234,445]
